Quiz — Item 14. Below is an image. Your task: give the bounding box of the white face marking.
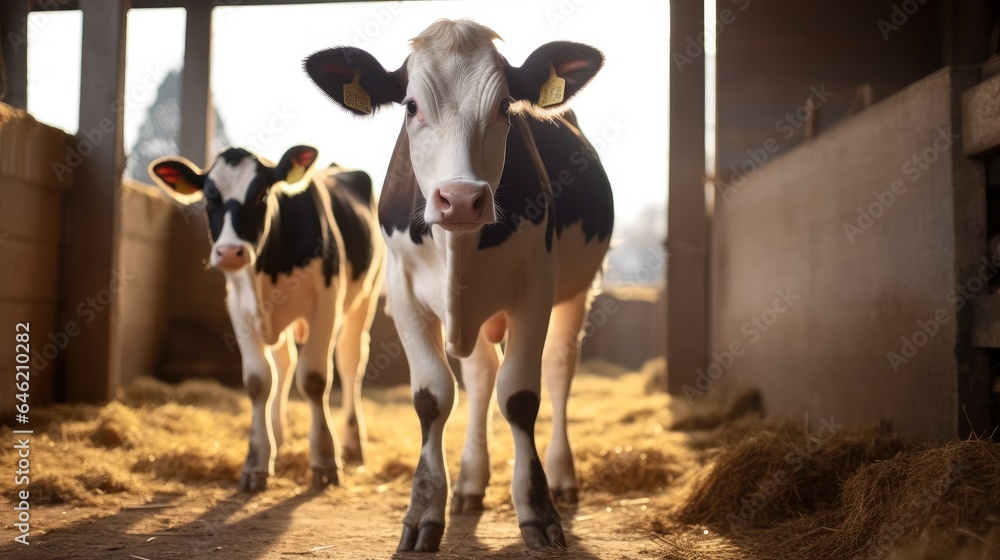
[207,156,260,203]
[405,45,511,213]
[206,156,262,269]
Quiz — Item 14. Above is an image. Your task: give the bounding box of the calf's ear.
[507,41,604,113]
[304,47,405,116]
[149,157,206,204]
[275,145,319,183]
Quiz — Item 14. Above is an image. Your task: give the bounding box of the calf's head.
[150,145,318,272]
[305,19,603,233]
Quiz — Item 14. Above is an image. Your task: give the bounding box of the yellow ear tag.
[174,177,199,195]
[285,163,305,184]
[538,65,566,108]
[343,69,372,114]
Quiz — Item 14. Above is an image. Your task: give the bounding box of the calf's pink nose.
[214,244,249,270]
[432,183,491,225]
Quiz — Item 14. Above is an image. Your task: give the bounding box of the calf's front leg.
[498,286,566,550]
[235,333,277,493]
[394,310,456,553]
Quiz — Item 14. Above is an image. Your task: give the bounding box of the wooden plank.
[62,0,129,404]
[961,72,1000,157]
[972,295,1000,348]
[0,1,28,109]
[666,0,708,394]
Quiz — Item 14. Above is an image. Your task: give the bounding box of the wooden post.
[667,0,709,395]
[64,0,129,403]
[0,0,29,109]
[178,0,214,166]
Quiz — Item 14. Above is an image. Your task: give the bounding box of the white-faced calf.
[151,145,384,492]
[305,19,612,551]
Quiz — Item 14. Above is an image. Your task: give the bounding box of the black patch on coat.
[479,115,551,250]
[301,371,327,404]
[505,390,540,435]
[220,147,253,166]
[256,180,339,286]
[244,441,261,470]
[324,170,375,281]
[332,169,373,203]
[526,114,614,243]
[379,123,431,244]
[526,458,552,514]
[413,388,440,447]
[245,375,263,403]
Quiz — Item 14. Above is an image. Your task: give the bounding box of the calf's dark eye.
[406,100,417,116]
[499,98,511,116]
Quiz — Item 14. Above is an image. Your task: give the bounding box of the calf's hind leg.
[296,309,343,488]
[334,292,381,464]
[541,289,590,504]
[268,329,297,449]
[452,329,502,514]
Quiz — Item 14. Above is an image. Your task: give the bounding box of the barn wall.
[0,104,71,421]
[118,181,174,385]
[714,0,998,188]
[710,67,988,442]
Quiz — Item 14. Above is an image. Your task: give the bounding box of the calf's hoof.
[397,521,444,553]
[519,518,567,550]
[450,493,485,515]
[239,470,268,493]
[551,487,579,506]
[312,466,341,489]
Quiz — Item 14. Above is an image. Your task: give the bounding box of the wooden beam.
[32,0,429,10]
[178,1,214,166]
[666,0,709,395]
[63,0,129,403]
[0,0,29,109]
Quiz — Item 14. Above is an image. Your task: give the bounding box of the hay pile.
[654,413,1000,559]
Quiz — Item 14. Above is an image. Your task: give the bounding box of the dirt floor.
[0,361,678,559]
[2,359,999,560]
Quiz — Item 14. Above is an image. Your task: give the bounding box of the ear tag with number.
[538,65,566,108]
[343,69,372,114]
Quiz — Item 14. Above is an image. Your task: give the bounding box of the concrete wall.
[119,181,174,386]
[710,67,989,442]
[0,104,70,421]
[715,0,998,189]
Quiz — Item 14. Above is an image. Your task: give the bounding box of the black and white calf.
[150,145,384,491]
[305,20,612,551]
